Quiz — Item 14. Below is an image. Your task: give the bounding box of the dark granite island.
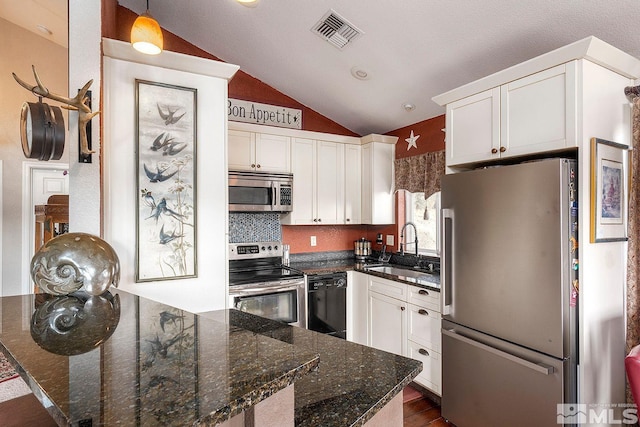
[0,290,319,426]
[202,310,423,426]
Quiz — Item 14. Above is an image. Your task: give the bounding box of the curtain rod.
[625,85,640,100]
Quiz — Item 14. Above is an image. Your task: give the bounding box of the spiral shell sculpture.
[30,233,120,296]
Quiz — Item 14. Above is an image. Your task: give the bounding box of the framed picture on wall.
[135,80,197,281]
[590,137,629,243]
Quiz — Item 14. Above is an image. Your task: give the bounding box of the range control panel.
[229,242,282,260]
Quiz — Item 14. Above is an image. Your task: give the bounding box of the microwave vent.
[311,10,363,50]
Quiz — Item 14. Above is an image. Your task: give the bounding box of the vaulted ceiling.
[6,1,640,136]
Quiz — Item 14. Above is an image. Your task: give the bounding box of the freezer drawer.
[442,321,573,427]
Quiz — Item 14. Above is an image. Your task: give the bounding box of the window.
[402,190,440,256]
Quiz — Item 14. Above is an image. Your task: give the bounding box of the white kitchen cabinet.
[344,144,362,224]
[347,271,369,345]
[445,62,577,167]
[361,137,395,225]
[407,340,442,395]
[228,129,291,173]
[283,137,344,225]
[366,274,442,395]
[368,289,407,356]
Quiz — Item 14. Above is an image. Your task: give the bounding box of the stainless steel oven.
[228,242,305,328]
[228,170,293,212]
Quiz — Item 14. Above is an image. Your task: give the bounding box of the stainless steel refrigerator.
[440,158,578,427]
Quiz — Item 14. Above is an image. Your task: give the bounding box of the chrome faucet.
[399,221,419,256]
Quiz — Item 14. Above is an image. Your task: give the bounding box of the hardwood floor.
[403,384,455,427]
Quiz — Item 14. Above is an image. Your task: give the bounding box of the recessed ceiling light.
[36,25,53,36]
[350,67,370,80]
[403,103,416,112]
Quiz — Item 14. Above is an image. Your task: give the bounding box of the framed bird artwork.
[135,80,197,282]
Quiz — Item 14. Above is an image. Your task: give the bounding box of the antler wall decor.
[13,65,100,157]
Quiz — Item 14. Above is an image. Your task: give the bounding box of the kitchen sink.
[364,265,439,287]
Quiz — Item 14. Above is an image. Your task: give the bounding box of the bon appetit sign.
[228,99,302,129]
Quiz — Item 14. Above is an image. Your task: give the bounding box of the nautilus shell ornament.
[30,233,120,296]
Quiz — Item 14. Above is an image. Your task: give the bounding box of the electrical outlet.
[310,236,317,247]
[386,235,394,246]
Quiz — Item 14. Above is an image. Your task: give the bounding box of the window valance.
[394,150,445,198]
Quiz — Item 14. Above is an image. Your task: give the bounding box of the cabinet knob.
[313,219,318,222]
[418,348,430,356]
[346,218,350,222]
[251,163,256,168]
[318,218,322,222]
[418,289,428,295]
[418,309,429,316]
[499,146,506,153]
[401,306,405,311]
[257,164,261,169]
[491,148,498,154]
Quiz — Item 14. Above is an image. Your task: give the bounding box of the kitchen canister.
[354,237,371,260]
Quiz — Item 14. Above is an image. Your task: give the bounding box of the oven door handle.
[230,282,303,297]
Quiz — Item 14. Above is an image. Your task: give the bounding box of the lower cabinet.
[368,291,407,356]
[362,274,442,395]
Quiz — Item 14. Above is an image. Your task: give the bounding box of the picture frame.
[136,298,199,424]
[590,137,629,243]
[135,80,197,281]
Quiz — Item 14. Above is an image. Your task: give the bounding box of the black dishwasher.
[307,272,347,339]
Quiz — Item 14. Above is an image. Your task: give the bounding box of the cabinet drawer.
[368,277,407,300]
[408,340,441,395]
[407,303,441,351]
[407,286,440,312]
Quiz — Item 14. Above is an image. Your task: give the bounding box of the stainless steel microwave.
[228,170,293,212]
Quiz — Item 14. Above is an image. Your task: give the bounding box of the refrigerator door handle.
[442,328,555,375]
[441,208,454,315]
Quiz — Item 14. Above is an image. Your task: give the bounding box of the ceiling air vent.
[311,10,363,50]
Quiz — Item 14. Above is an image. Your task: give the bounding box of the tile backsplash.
[229,213,282,243]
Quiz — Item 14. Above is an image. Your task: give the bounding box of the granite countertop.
[201,309,423,427]
[0,290,319,426]
[290,258,441,292]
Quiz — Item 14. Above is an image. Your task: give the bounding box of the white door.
[22,163,68,294]
[368,291,406,356]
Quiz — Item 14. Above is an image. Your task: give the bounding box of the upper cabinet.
[434,36,640,169]
[361,136,395,225]
[228,129,291,173]
[284,137,345,225]
[344,144,362,224]
[228,122,397,225]
[445,63,577,166]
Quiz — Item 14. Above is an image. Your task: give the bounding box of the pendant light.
[131,0,163,55]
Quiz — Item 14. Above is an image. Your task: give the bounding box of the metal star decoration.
[405,130,420,151]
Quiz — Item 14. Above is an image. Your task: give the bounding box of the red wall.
[104,4,446,255]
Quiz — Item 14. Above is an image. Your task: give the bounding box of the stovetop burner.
[229,242,303,286]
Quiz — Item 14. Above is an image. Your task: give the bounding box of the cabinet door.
[407,340,441,395]
[407,303,441,351]
[286,137,316,224]
[228,129,255,171]
[316,141,344,225]
[500,62,576,158]
[344,144,362,224]
[368,291,406,356]
[255,133,291,172]
[347,271,369,345]
[446,88,500,166]
[361,142,394,224]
